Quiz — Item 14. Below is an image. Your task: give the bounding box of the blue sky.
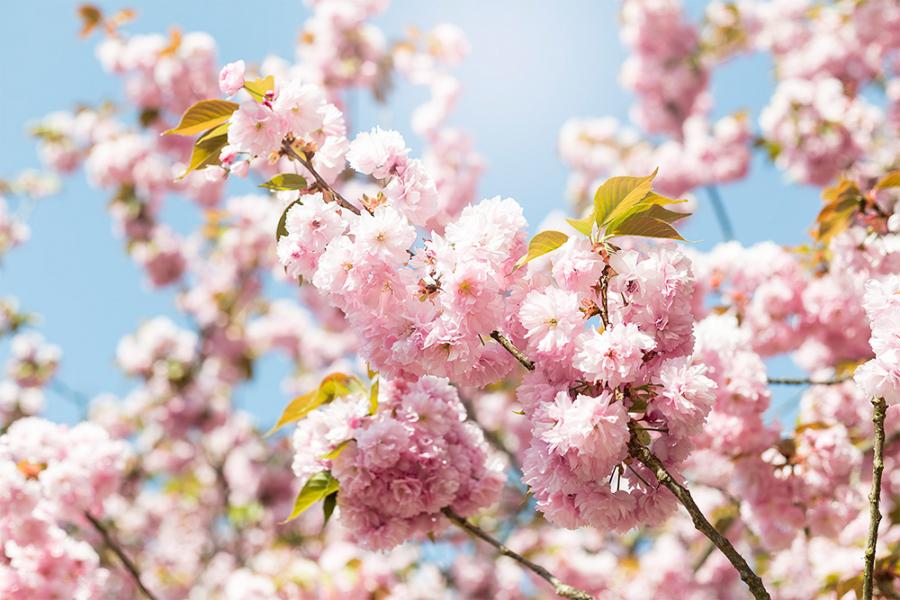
[0,2,820,426]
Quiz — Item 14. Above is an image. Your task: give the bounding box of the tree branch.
[490,330,535,371]
[766,376,851,386]
[441,507,593,600]
[280,141,362,216]
[863,396,887,600]
[705,185,735,241]
[627,432,770,600]
[84,511,158,600]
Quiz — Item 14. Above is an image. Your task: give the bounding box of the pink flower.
[352,205,416,264]
[574,322,655,387]
[383,159,440,226]
[519,287,582,354]
[533,391,629,474]
[218,60,245,96]
[227,101,286,157]
[272,79,327,138]
[653,357,716,436]
[356,418,410,470]
[346,127,409,179]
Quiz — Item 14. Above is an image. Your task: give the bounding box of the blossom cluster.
[516,245,716,531]
[0,417,131,599]
[292,375,503,550]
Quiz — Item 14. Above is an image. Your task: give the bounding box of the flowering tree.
[2,1,900,598]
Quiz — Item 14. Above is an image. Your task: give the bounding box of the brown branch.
[490,330,534,371]
[693,514,736,573]
[863,396,887,600]
[280,141,362,215]
[766,376,851,386]
[84,511,158,600]
[627,432,770,600]
[442,508,593,600]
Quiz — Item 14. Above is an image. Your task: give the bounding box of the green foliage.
[594,171,656,228]
[875,170,900,190]
[563,170,691,244]
[260,173,308,191]
[283,471,340,523]
[369,376,379,416]
[243,76,275,103]
[178,122,230,179]
[275,200,301,241]
[598,171,689,241]
[322,491,338,527]
[515,230,569,269]
[266,373,364,436]
[319,440,351,460]
[565,214,595,236]
[814,178,862,245]
[164,99,238,136]
[610,204,686,241]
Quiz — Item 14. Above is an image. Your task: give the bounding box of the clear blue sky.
[0,1,819,426]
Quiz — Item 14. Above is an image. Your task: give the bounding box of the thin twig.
[490,330,535,371]
[442,507,593,600]
[863,397,887,600]
[281,141,363,215]
[705,185,735,241]
[627,432,770,600]
[84,512,158,600]
[767,376,851,386]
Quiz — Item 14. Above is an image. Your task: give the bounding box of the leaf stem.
[863,396,887,600]
[627,431,770,600]
[441,507,594,600]
[84,511,158,600]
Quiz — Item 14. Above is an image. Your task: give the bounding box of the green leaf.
[178,122,230,179]
[814,178,862,244]
[265,372,363,436]
[832,574,863,600]
[275,199,301,241]
[566,214,595,237]
[593,168,657,228]
[265,390,318,437]
[320,439,351,460]
[260,173,308,192]
[602,170,660,230]
[164,99,239,136]
[609,204,689,239]
[244,76,275,103]
[322,491,337,527]
[874,170,900,190]
[608,212,686,240]
[369,376,379,416]
[283,472,340,523]
[514,230,569,269]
